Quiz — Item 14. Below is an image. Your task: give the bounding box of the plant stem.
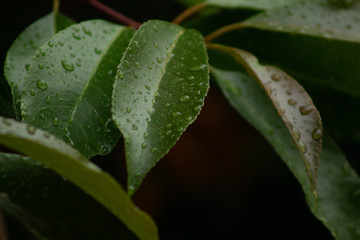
[87,0,141,28]
[173,3,208,25]
[0,210,8,240]
[53,0,60,14]
[204,22,247,42]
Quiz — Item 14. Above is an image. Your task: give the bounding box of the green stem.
[53,0,60,14]
[204,22,247,42]
[173,3,208,25]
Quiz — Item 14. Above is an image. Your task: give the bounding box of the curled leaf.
[207,43,322,192]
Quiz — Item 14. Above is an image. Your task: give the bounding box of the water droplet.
[2,118,12,126]
[61,60,75,71]
[190,64,207,71]
[165,103,170,108]
[25,64,30,71]
[132,124,138,130]
[38,63,44,69]
[134,41,139,48]
[46,96,51,103]
[141,143,147,149]
[342,163,351,176]
[126,107,132,113]
[134,72,138,78]
[151,148,157,153]
[43,132,51,138]
[30,90,35,96]
[156,57,162,64]
[26,125,36,135]
[271,74,281,81]
[143,132,148,139]
[52,117,59,126]
[180,95,190,102]
[287,99,297,106]
[146,117,151,123]
[72,32,81,40]
[135,62,141,69]
[36,80,47,90]
[166,130,172,135]
[100,146,108,154]
[172,112,181,117]
[95,47,102,54]
[145,85,151,91]
[82,26,92,35]
[40,113,45,119]
[48,41,54,47]
[193,105,202,112]
[188,76,195,81]
[292,127,301,140]
[125,60,130,68]
[117,71,124,79]
[298,142,307,153]
[58,41,64,46]
[312,128,322,140]
[299,105,313,115]
[148,64,153,70]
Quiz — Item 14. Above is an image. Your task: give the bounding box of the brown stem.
[0,210,8,240]
[173,3,208,25]
[87,0,141,28]
[205,22,247,42]
[53,0,60,14]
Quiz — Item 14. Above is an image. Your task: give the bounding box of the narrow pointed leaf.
[0,117,159,240]
[239,0,360,97]
[4,13,75,116]
[21,20,134,158]
[206,0,302,10]
[0,153,138,240]
[112,20,209,194]
[208,44,322,192]
[209,54,360,239]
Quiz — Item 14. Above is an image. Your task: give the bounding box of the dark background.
[1,0,354,239]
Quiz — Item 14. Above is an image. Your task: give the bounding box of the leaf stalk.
[173,3,208,25]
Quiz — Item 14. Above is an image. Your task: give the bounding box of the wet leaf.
[21,20,134,158]
[241,0,360,97]
[112,20,209,195]
[209,49,360,239]
[4,13,75,117]
[207,44,322,192]
[0,117,158,240]
[206,0,301,10]
[0,153,138,240]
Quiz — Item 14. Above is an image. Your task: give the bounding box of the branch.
[205,23,247,42]
[173,3,208,25]
[87,0,141,28]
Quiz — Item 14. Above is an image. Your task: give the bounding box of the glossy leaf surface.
[21,20,134,158]
[209,49,360,239]
[0,153,138,240]
[4,13,74,116]
[112,20,209,194]
[206,0,301,10]
[241,0,360,97]
[208,44,322,192]
[0,117,159,240]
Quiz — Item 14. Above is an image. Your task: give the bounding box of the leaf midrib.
[65,25,125,144]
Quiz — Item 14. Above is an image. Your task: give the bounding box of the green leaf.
[209,50,360,239]
[206,0,302,10]
[21,20,134,158]
[0,153,138,240]
[4,13,75,117]
[0,117,159,240]
[0,75,15,118]
[112,20,209,194]
[208,43,322,193]
[240,0,360,97]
